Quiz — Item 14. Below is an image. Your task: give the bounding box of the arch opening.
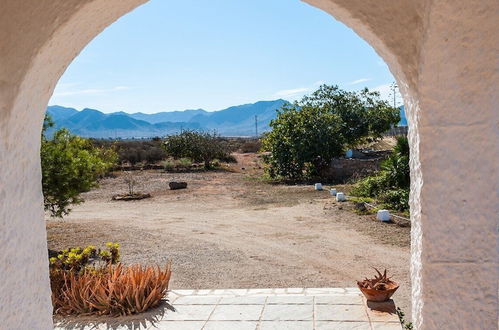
[1,1,497,329]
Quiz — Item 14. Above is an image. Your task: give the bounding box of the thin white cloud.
[53,86,130,97]
[347,78,372,85]
[273,80,325,100]
[274,87,310,98]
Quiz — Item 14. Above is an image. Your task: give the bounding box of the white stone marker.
[315,183,323,191]
[330,188,337,196]
[377,209,391,222]
[336,192,346,202]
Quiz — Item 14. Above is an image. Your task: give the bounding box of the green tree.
[41,115,117,217]
[163,130,231,168]
[262,84,399,179]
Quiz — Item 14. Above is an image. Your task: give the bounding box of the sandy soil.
[46,153,411,316]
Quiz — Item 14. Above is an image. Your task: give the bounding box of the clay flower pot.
[357,268,399,302]
[358,281,399,302]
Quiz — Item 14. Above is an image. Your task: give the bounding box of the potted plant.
[357,268,399,302]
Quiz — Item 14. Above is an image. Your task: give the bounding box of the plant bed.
[49,243,172,317]
[357,268,399,302]
[112,193,151,201]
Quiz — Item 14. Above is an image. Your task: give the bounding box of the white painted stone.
[314,183,323,190]
[0,1,497,329]
[330,188,337,196]
[336,192,346,202]
[377,209,391,222]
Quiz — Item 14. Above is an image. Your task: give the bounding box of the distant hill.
[129,109,208,124]
[45,105,79,121]
[46,107,201,139]
[46,99,288,138]
[187,100,288,136]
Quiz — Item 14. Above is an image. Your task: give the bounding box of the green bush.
[163,159,175,171]
[163,130,232,168]
[262,84,400,180]
[163,158,193,171]
[49,242,120,274]
[178,157,193,169]
[42,115,117,217]
[350,137,410,211]
[380,136,410,189]
[379,189,409,211]
[350,175,388,197]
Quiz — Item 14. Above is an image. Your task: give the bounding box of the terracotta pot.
[358,282,399,302]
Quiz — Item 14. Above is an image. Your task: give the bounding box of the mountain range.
[46,100,407,139]
[46,100,288,138]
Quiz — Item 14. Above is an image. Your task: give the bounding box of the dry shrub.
[53,263,172,316]
[238,140,261,153]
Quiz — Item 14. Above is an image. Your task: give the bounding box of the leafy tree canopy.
[262,84,400,179]
[41,115,117,217]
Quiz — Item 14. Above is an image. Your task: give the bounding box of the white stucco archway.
[0,0,497,329]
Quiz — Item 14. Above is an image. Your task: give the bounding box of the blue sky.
[49,0,397,114]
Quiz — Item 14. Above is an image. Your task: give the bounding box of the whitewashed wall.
[0,0,497,328]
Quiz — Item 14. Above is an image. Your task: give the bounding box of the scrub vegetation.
[351,136,410,211]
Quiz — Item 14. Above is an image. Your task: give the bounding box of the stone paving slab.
[54,288,402,329]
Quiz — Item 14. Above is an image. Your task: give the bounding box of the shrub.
[163,158,193,172]
[379,189,409,211]
[42,115,117,217]
[163,159,175,171]
[239,140,262,153]
[350,136,411,212]
[123,171,138,196]
[163,130,232,168]
[49,243,172,316]
[49,242,120,274]
[178,157,193,169]
[53,263,172,316]
[91,139,168,166]
[350,175,388,197]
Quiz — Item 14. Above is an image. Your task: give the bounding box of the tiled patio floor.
[54,288,402,329]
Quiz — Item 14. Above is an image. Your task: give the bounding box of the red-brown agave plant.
[357,268,399,302]
[53,262,172,316]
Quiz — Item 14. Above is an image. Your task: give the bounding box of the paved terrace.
[54,288,402,329]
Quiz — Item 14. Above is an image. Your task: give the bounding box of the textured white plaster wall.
[0,0,496,329]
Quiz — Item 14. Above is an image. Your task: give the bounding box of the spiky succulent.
[357,268,395,290]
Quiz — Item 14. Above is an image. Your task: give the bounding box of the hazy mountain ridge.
[46,99,288,138]
[129,109,208,124]
[46,100,407,138]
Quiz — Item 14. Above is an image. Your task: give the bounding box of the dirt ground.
[46,153,412,317]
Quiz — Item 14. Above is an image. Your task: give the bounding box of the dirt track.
[46,153,411,316]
